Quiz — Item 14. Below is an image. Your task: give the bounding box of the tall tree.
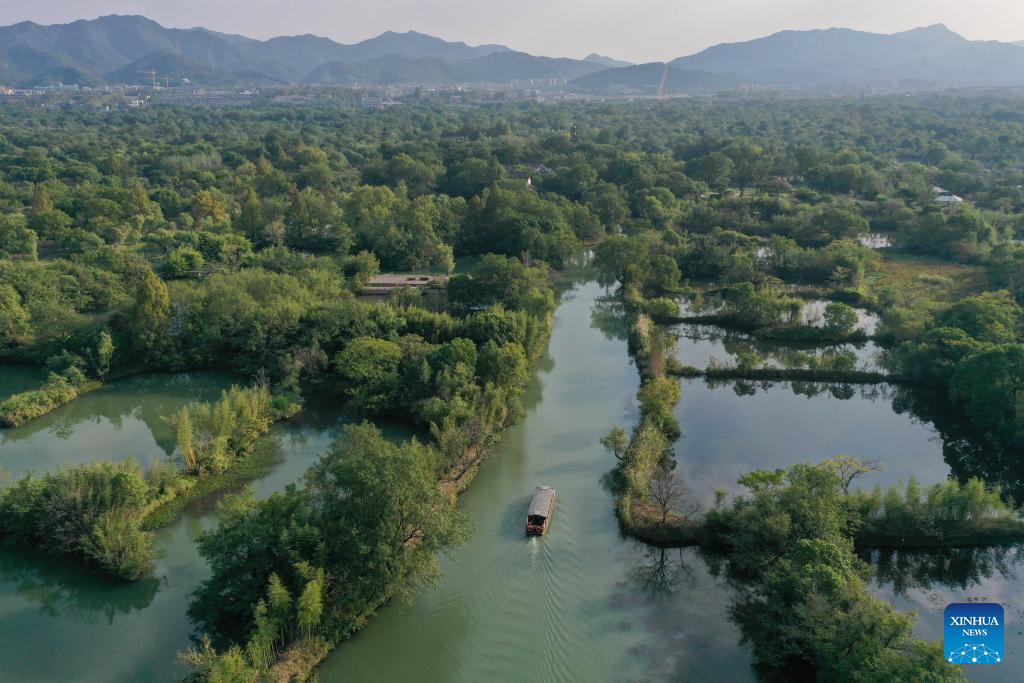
[130,270,172,365]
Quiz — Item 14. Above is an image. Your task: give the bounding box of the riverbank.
[264,441,503,680]
[0,394,386,683]
[140,437,285,531]
[0,362,218,429]
[0,373,103,427]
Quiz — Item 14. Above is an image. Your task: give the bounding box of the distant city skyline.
[1,1,1023,63]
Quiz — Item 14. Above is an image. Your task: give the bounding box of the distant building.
[935,192,964,206]
[504,166,533,186]
[362,96,398,109]
[503,162,554,187]
[932,185,964,207]
[360,274,448,296]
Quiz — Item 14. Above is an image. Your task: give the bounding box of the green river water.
[0,276,1019,682]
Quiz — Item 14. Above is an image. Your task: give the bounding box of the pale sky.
[3,0,1024,63]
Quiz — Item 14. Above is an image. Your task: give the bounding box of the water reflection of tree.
[590,291,630,342]
[635,546,693,596]
[891,386,1024,504]
[0,546,160,624]
[862,546,1024,596]
[675,321,879,372]
[704,378,887,401]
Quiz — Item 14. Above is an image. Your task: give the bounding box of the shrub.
[645,297,680,321]
[82,508,154,580]
[168,384,278,475]
[0,460,154,579]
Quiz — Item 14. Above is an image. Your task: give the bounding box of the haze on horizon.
[2,0,1023,64]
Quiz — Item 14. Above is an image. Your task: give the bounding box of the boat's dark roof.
[528,486,556,517]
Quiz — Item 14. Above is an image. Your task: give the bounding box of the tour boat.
[525,486,556,536]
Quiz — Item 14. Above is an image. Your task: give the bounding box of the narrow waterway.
[319,278,755,682]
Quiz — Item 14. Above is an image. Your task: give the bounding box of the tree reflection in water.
[704,377,890,401]
[635,546,694,596]
[891,385,1024,504]
[862,545,1024,596]
[590,291,631,342]
[0,545,160,624]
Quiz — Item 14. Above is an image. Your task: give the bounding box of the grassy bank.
[0,372,102,427]
[607,300,692,544]
[616,495,703,547]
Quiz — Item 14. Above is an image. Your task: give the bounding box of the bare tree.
[649,465,701,524]
[824,455,881,495]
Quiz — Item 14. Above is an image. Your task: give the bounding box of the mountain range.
[2,15,1024,91]
[671,24,1024,86]
[0,15,534,87]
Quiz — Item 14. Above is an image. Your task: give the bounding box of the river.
[0,276,1018,682]
[317,278,984,682]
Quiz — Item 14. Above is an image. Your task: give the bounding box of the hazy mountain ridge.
[3,15,1024,90]
[670,24,1024,86]
[583,53,633,68]
[0,15,517,87]
[251,30,512,76]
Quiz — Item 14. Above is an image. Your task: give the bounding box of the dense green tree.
[190,423,470,645]
[0,283,31,347]
[0,214,38,260]
[687,152,734,191]
[937,291,1020,344]
[822,302,859,335]
[129,270,172,365]
[334,337,403,412]
[448,254,553,317]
